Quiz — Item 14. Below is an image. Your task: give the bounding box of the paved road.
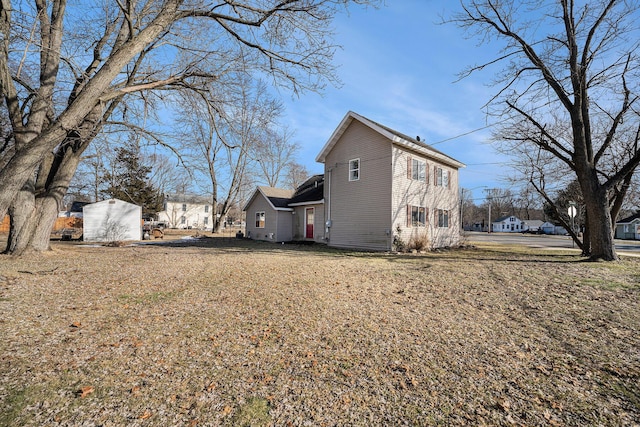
[465,231,640,256]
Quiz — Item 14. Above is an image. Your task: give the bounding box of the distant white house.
[156,194,213,229]
[521,219,544,232]
[82,199,142,242]
[492,215,525,233]
[615,213,640,240]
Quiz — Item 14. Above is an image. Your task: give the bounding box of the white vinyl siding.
[392,148,460,248]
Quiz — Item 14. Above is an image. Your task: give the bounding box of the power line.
[429,124,494,146]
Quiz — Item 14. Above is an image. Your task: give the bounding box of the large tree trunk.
[6,195,61,255]
[4,144,83,255]
[582,211,591,257]
[5,183,37,255]
[582,181,618,261]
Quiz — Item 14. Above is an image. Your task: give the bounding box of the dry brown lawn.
[1,232,639,426]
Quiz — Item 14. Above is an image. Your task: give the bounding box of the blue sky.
[278,1,509,202]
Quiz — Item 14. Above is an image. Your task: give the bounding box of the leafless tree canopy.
[453,0,640,260]
[0,0,378,254]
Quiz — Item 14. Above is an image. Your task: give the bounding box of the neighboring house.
[317,111,464,250]
[82,199,142,242]
[157,194,213,229]
[243,175,325,243]
[59,201,90,218]
[540,221,556,235]
[491,215,525,233]
[521,219,544,232]
[615,213,640,240]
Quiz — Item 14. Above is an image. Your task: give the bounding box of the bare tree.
[179,75,282,233]
[453,0,640,260]
[285,161,310,190]
[0,0,376,255]
[254,126,299,187]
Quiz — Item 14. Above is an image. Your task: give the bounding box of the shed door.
[305,208,314,239]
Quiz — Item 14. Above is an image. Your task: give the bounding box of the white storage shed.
[82,199,142,242]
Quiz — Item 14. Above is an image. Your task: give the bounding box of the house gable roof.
[243,177,325,212]
[617,212,640,224]
[255,186,294,211]
[493,215,521,223]
[288,175,324,206]
[315,111,465,169]
[243,186,295,212]
[165,193,210,205]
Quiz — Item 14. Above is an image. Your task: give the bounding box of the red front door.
[305,208,314,239]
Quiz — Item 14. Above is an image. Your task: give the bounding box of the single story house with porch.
[615,213,640,240]
[243,175,325,243]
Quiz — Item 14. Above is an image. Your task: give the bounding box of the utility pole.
[485,188,495,233]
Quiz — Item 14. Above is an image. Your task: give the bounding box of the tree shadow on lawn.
[138,235,593,265]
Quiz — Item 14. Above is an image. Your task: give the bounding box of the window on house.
[438,209,449,228]
[407,205,427,227]
[205,205,209,213]
[408,158,426,182]
[204,217,208,225]
[435,167,449,187]
[255,211,265,228]
[181,216,186,224]
[182,203,187,211]
[349,158,360,181]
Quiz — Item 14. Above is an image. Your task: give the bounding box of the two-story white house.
[156,194,214,229]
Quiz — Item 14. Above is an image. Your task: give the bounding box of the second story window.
[435,167,449,187]
[349,158,360,181]
[408,158,426,182]
[205,205,209,213]
[182,203,187,211]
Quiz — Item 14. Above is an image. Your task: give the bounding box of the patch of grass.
[117,291,177,304]
[0,386,37,425]
[229,396,271,427]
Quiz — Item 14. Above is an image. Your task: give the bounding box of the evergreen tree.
[103,143,163,216]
